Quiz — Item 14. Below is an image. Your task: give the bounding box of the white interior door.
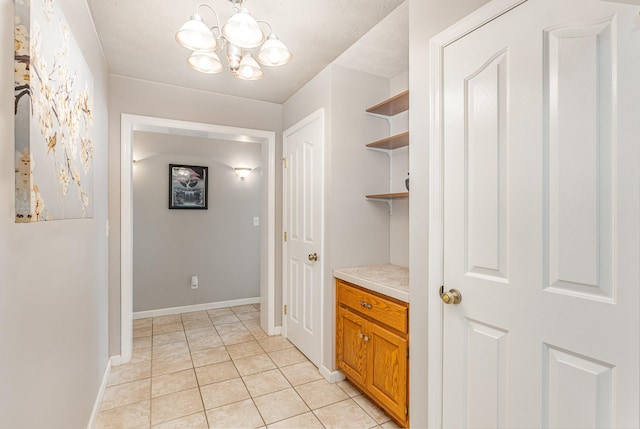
[283,109,324,366]
[439,0,640,426]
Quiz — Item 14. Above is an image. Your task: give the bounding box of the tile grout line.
[148,324,154,429]
[227,321,269,428]
[103,306,390,429]
[197,312,214,429]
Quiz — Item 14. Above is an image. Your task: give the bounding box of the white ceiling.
[334,2,408,79]
[87,0,408,104]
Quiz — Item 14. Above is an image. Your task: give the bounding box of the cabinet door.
[336,307,368,386]
[367,323,408,423]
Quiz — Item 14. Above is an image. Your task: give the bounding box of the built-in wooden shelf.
[366,132,409,150]
[366,192,409,200]
[366,90,409,116]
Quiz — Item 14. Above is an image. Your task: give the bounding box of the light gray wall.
[132,132,261,311]
[109,76,282,355]
[330,64,392,269]
[0,0,109,427]
[408,0,491,426]
[389,71,410,267]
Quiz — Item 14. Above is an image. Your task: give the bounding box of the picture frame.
[169,164,208,209]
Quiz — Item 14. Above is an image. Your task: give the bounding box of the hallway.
[95,305,398,428]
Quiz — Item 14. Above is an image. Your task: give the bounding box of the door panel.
[337,307,367,385]
[464,320,508,429]
[283,110,324,366]
[289,258,300,323]
[441,0,639,427]
[544,18,615,301]
[368,323,407,419]
[303,263,314,332]
[544,344,614,428]
[465,50,509,283]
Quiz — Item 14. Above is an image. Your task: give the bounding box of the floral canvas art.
[14,0,95,222]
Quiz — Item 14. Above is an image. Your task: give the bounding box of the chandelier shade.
[187,50,224,74]
[175,14,218,51]
[257,34,292,66]
[175,1,291,80]
[237,53,264,80]
[222,8,264,49]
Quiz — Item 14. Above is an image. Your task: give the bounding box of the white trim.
[320,366,345,384]
[132,297,260,319]
[110,354,124,366]
[120,114,277,363]
[427,1,527,428]
[86,357,112,429]
[281,108,326,368]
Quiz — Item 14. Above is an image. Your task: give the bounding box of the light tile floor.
[95,304,401,429]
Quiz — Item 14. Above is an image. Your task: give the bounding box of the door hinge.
[282,157,288,168]
[284,231,288,242]
[406,405,409,416]
[406,346,409,359]
[284,305,287,315]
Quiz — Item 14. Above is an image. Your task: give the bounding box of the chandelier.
[175,0,292,81]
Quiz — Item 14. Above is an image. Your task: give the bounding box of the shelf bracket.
[365,112,394,126]
[365,196,394,214]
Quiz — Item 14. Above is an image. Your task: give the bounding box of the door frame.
[281,108,326,364]
[119,114,277,363]
[427,1,527,427]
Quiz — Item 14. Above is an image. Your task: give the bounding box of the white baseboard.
[271,326,282,336]
[87,357,112,429]
[320,365,345,383]
[133,297,260,319]
[110,354,124,367]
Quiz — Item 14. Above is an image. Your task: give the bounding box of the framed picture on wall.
[169,164,208,209]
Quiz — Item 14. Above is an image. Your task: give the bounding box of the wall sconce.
[234,167,252,179]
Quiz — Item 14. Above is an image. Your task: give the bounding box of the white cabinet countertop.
[333,264,409,303]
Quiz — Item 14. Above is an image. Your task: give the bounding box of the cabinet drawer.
[337,280,408,333]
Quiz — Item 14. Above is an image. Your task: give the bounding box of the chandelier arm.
[196,3,221,35]
[255,20,272,35]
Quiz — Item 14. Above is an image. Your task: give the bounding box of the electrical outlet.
[191,275,198,289]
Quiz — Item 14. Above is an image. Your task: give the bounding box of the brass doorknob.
[440,288,462,305]
[308,253,318,261]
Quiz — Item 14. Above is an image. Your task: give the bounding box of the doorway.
[119,114,277,363]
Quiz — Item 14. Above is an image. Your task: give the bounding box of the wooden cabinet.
[336,279,409,427]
